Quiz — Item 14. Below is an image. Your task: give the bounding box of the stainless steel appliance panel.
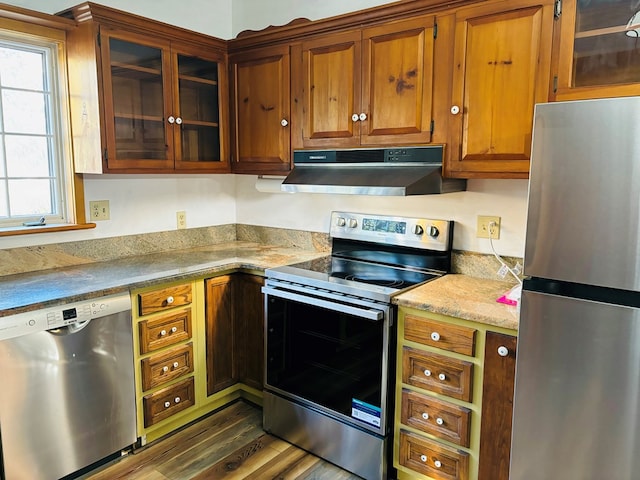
[525,97,640,291]
[0,310,136,480]
[264,391,386,480]
[510,290,640,480]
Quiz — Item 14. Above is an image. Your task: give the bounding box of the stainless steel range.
[262,211,454,480]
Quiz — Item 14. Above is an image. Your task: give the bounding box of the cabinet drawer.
[402,347,473,402]
[141,343,194,391]
[143,377,195,427]
[401,389,471,447]
[399,430,469,480]
[138,283,192,316]
[139,309,192,354]
[404,314,476,356]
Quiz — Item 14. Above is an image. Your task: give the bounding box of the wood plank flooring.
[82,400,362,480]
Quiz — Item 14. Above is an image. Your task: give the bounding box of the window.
[0,25,78,231]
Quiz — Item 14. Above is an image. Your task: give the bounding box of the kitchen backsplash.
[0,225,520,281]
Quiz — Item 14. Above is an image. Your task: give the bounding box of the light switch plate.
[89,200,110,221]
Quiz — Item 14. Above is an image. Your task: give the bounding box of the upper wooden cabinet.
[61,3,229,174]
[299,16,436,148]
[555,0,640,100]
[443,0,555,179]
[229,45,291,174]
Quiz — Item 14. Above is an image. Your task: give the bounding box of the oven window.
[266,296,385,426]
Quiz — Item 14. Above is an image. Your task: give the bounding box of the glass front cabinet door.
[100,30,228,172]
[556,0,640,99]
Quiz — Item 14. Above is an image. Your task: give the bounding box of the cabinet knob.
[498,346,510,357]
[359,112,367,121]
[438,373,446,381]
[351,113,360,122]
[160,329,167,336]
[436,417,444,426]
[166,296,174,305]
[173,361,179,369]
[171,326,178,333]
[281,118,288,127]
[174,396,181,403]
[430,331,440,342]
[162,366,169,372]
[434,460,442,468]
[164,401,171,408]
[420,455,428,463]
[424,369,432,377]
[422,412,429,420]
[168,116,176,124]
[450,105,460,115]
[175,117,183,125]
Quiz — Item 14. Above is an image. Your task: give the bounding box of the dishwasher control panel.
[0,293,131,342]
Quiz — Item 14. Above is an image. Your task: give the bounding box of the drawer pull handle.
[434,460,442,468]
[171,327,178,333]
[422,412,429,420]
[173,362,179,369]
[162,366,169,372]
[498,346,509,357]
[424,369,432,377]
[166,296,174,305]
[164,401,170,408]
[160,329,167,336]
[420,455,428,463]
[436,417,444,426]
[174,396,181,403]
[438,373,446,381]
[430,331,441,341]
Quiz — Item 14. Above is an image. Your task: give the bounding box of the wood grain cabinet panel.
[401,389,472,447]
[399,429,469,480]
[141,343,194,391]
[143,377,195,427]
[138,283,192,316]
[234,274,265,390]
[404,314,476,356]
[205,275,235,395]
[402,346,474,402]
[139,309,192,354]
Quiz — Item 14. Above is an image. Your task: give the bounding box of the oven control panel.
[330,211,453,251]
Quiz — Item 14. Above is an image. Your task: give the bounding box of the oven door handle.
[262,286,384,321]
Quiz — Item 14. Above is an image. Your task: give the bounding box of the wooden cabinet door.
[100,29,174,171]
[361,15,435,146]
[478,331,517,480]
[555,0,640,100]
[446,0,554,178]
[234,274,265,390]
[301,31,362,148]
[205,275,235,395]
[230,45,291,174]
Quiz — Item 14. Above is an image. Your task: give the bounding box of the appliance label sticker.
[351,399,381,427]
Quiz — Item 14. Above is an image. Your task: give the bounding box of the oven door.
[262,283,393,436]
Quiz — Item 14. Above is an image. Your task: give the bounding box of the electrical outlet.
[176,211,187,229]
[89,200,110,221]
[477,215,501,239]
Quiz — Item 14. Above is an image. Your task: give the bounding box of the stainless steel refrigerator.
[510,97,640,480]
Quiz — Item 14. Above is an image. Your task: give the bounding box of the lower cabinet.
[395,308,517,480]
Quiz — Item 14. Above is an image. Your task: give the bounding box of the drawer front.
[141,343,194,391]
[143,377,195,427]
[139,283,192,316]
[404,314,476,356]
[139,309,192,354]
[402,347,473,402]
[401,389,471,447]
[399,430,469,480]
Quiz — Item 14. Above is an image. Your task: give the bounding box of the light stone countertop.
[0,241,327,317]
[393,274,520,331]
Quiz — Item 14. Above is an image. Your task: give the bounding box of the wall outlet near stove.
[477,215,501,239]
[89,200,110,221]
[176,211,187,229]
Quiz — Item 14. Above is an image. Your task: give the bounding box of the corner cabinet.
[299,15,436,148]
[61,3,229,174]
[443,0,555,179]
[229,45,291,174]
[554,0,640,100]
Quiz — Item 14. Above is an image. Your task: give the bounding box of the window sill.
[0,222,96,237]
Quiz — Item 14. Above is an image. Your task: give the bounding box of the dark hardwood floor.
[82,400,362,480]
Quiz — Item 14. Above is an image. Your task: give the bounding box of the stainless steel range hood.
[281,146,466,195]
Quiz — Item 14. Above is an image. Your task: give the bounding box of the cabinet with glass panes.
[60,3,229,173]
[555,0,640,99]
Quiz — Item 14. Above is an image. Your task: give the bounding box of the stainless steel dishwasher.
[0,292,136,480]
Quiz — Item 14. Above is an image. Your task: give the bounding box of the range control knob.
[347,218,358,229]
[412,225,424,235]
[427,225,440,238]
[336,217,346,227]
